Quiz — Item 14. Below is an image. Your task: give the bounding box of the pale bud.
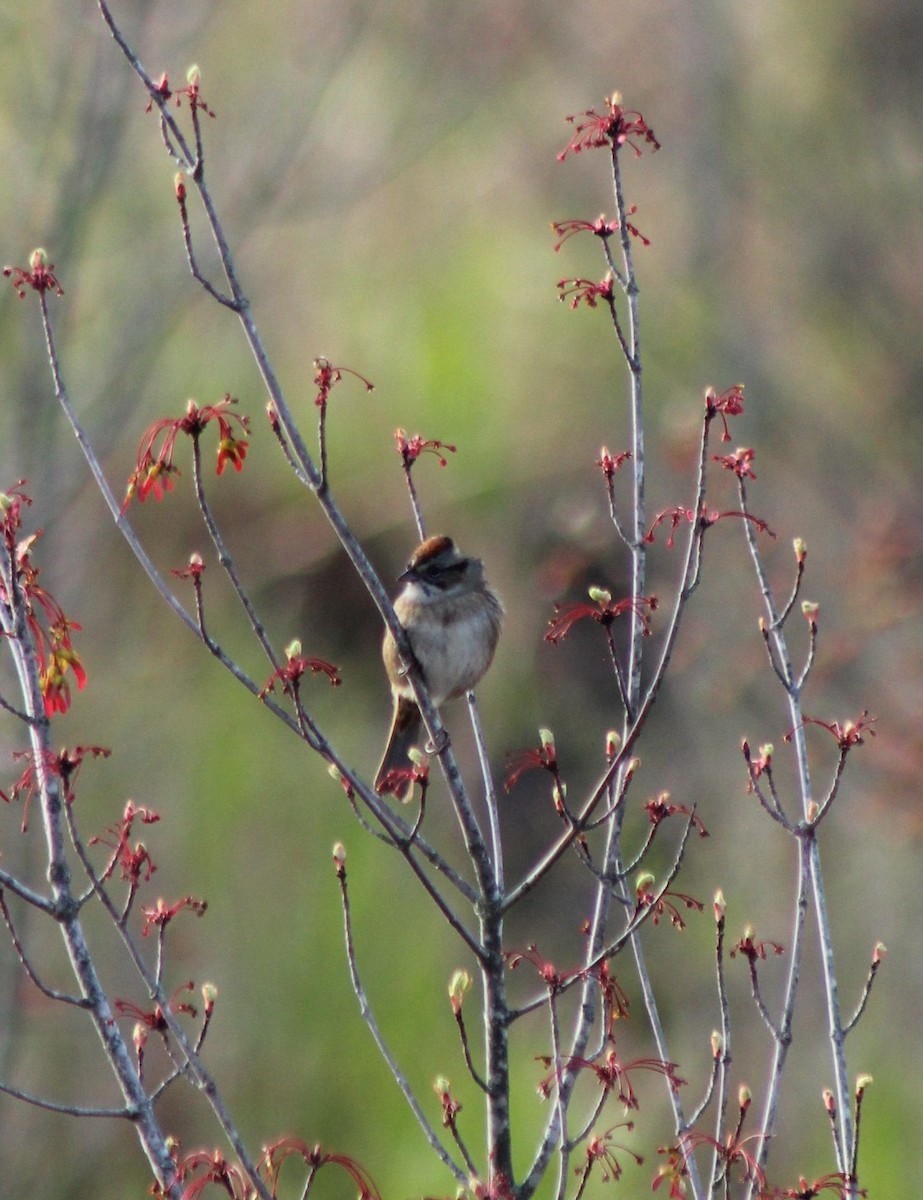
[713,889,726,921]
[448,970,471,1011]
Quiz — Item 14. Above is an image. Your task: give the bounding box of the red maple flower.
[545,589,658,644]
[312,357,374,410]
[789,710,876,751]
[122,394,250,510]
[713,446,756,480]
[731,928,784,963]
[558,93,660,161]
[3,248,63,298]
[557,273,615,310]
[705,383,746,441]
[140,894,207,937]
[259,643,341,699]
[395,428,457,468]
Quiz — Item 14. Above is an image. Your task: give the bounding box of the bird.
[375,535,503,797]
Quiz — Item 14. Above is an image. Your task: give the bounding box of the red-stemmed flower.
[644,793,709,838]
[742,739,773,792]
[597,447,632,480]
[395,429,457,469]
[259,640,341,699]
[634,873,703,929]
[145,66,215,118]
[504,730,558,792]
[545,588,658,644]
[140,894,207,937]
[645,506,695,548]
[115,981,198,1043]
[506,942,574,994]
[652,1144,689,1197]
[730,927,785,963]
[557,273,615,310]
[558,93,660,161]
[260,1138,382,1200]
[312,357,374,412]
[787,710,876,752]
[705,383,746,441]
[0,508,88,718]
[89,799,160,890]
[3,248,63,298]
[122,395,250,510]
[713,446,756,480]
[655,498,774,542]
[374,756,430,802]
[551,212,647,253]
[675,1128,767,1192]
[152,1148,249,1200]
[575,1122,642,1190]
[552,1044,684,1111]
[1,745,109,831]
[41,632,88,717]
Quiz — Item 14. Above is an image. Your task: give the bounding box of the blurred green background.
[1,0,922,1195]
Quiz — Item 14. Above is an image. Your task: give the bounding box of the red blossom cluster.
[144,68,215,118]
[705,383,746,441]
[713,446,757,480]
[1,745,109,829]
[643,793,709,838]
[554,207,650,252]
[789,710,877,752]
[150,1138,381,1200]
[122,395,250,510]
[558,93,660,161]
[312,357,374,411]
[395,428,457,469]
[545,590,658,644]
[1,483,86,717]
[557,273,615,310]
[89,798,160,892]
[504,733,558,793]
[140,894,207,938]
[259,642,341,700]
[597,447,632,480]
[3,248,64,298]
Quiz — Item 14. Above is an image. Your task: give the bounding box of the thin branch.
[0,890,91,1007]
[844,950,884,1037]
[0,1080,133,1119]
[335,859,466,1186]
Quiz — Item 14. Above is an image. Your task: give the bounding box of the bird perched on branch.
[375,535,503,798]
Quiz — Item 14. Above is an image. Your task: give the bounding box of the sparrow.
[375,535,503,797]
